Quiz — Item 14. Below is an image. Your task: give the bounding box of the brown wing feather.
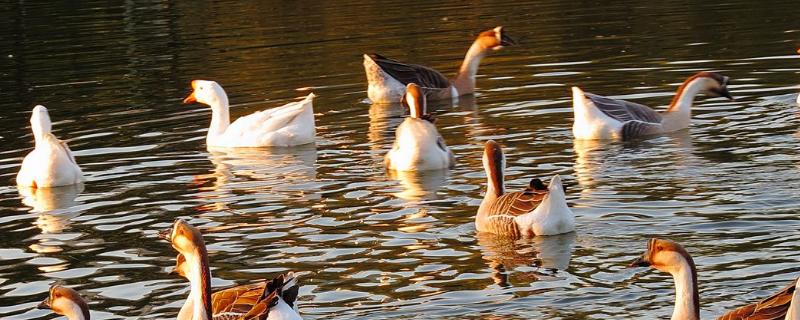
[211,282,266,316]
[368,53,450,89]
[717,278,796,320]
[487,188,547,217]
[484,215,522,238]
[584,92,663,124]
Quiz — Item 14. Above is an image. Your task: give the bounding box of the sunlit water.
[1,0,800,319]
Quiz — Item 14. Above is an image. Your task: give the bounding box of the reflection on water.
[2,0,800,319]
[18,184,84,214]
[477,232,575,286]
[387,169,449,202]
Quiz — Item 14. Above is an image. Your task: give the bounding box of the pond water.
[1,0,800,319]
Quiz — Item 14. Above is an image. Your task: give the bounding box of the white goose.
[364,26,516,103]
[183,80,316,148]
[630,238,799,320]
[17,105,83,188]
[476,140,574,237]
[572,71,733,140]
[385,83,455,171]
[161,219,302,320]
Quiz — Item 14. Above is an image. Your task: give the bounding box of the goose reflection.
[388,169,449,202]
[18,183,84,213]
[194,145,319,208]
[476,232,575,286]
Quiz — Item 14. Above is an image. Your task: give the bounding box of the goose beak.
[796,48,800,54]
[500,32,516,47]
[183,92,197,104]
[36,298,51,310]
[183,80,198,104]
[158,227,173,241]
[713,86,734,101]
[628,255,651,268]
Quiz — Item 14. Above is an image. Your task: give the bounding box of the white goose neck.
[207,95,230,140]
[453,42,488,95]
[61,302,89,320]
[786,278,800,320]
[186,252,211,320]
[670,259,699,320]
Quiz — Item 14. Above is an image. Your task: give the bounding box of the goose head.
[477,26,516,51]
[690,72,733,100]
[183,80,229,108]
[629,238,696,276]
[37,285,90,320]
[402,83,427,119]
[159,219,205,254]
[30,105,52,138]
[482,140,505,196]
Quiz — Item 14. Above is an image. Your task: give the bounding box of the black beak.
[500,32,516,46]
[158,228,173,241]
[37,299,51,310]
[719,86,733,101]
[628,256,651,268]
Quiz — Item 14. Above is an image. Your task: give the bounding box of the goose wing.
[487,186,548,217]
[584,92,663,124]
[367,54,450,89]
[211,282,267,316]
[717,278,796,320]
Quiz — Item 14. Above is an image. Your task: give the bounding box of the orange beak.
[183,80,198,104]
[796,48,800,54]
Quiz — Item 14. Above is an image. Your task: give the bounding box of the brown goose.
[363,26,515,103]
[160,219,302,320]
[629,238,799,320]
[37,285,90,320]
[172,253,300,320]
[572,72,733,140]
[475,140,574,237]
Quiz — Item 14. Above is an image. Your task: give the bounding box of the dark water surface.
[1,0,800,319]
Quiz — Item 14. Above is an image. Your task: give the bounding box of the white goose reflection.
[387,169,449,202]
[194,146,319,209]
[18,184,84,213]
[476,232,576,286]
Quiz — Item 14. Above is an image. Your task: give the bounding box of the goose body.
[630,238,798,320]
[16,105,83,188]
[162,219,302,320]
[475,140,574,237]
[184,80,316,148]
[364,26,515,103]
[385,83,454,171]
[572,72,733,140]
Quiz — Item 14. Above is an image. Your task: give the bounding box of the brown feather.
[366,53,451,89]
[717,278,797,320]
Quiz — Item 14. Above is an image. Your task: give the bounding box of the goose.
[363,26,516,103]
[16,105,83,188]
[629,238,798,320]
[172,253,300,319]
[476,140,574,237]
[183,80,316,148]
[37,285,90,320]
[384,83,455,171]
[572,71,733,140]
[160,219,302,320]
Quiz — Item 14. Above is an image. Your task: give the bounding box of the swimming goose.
[475,140,574,237]
[17,105,83,188]
[37,285,90,320]
[385,83,455,171]
[172,253,300,319]
[183,80,316,148]
[160,219,302,320]
[572,71,733,140]
[364,26,516,103]
[629,238,797,320]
